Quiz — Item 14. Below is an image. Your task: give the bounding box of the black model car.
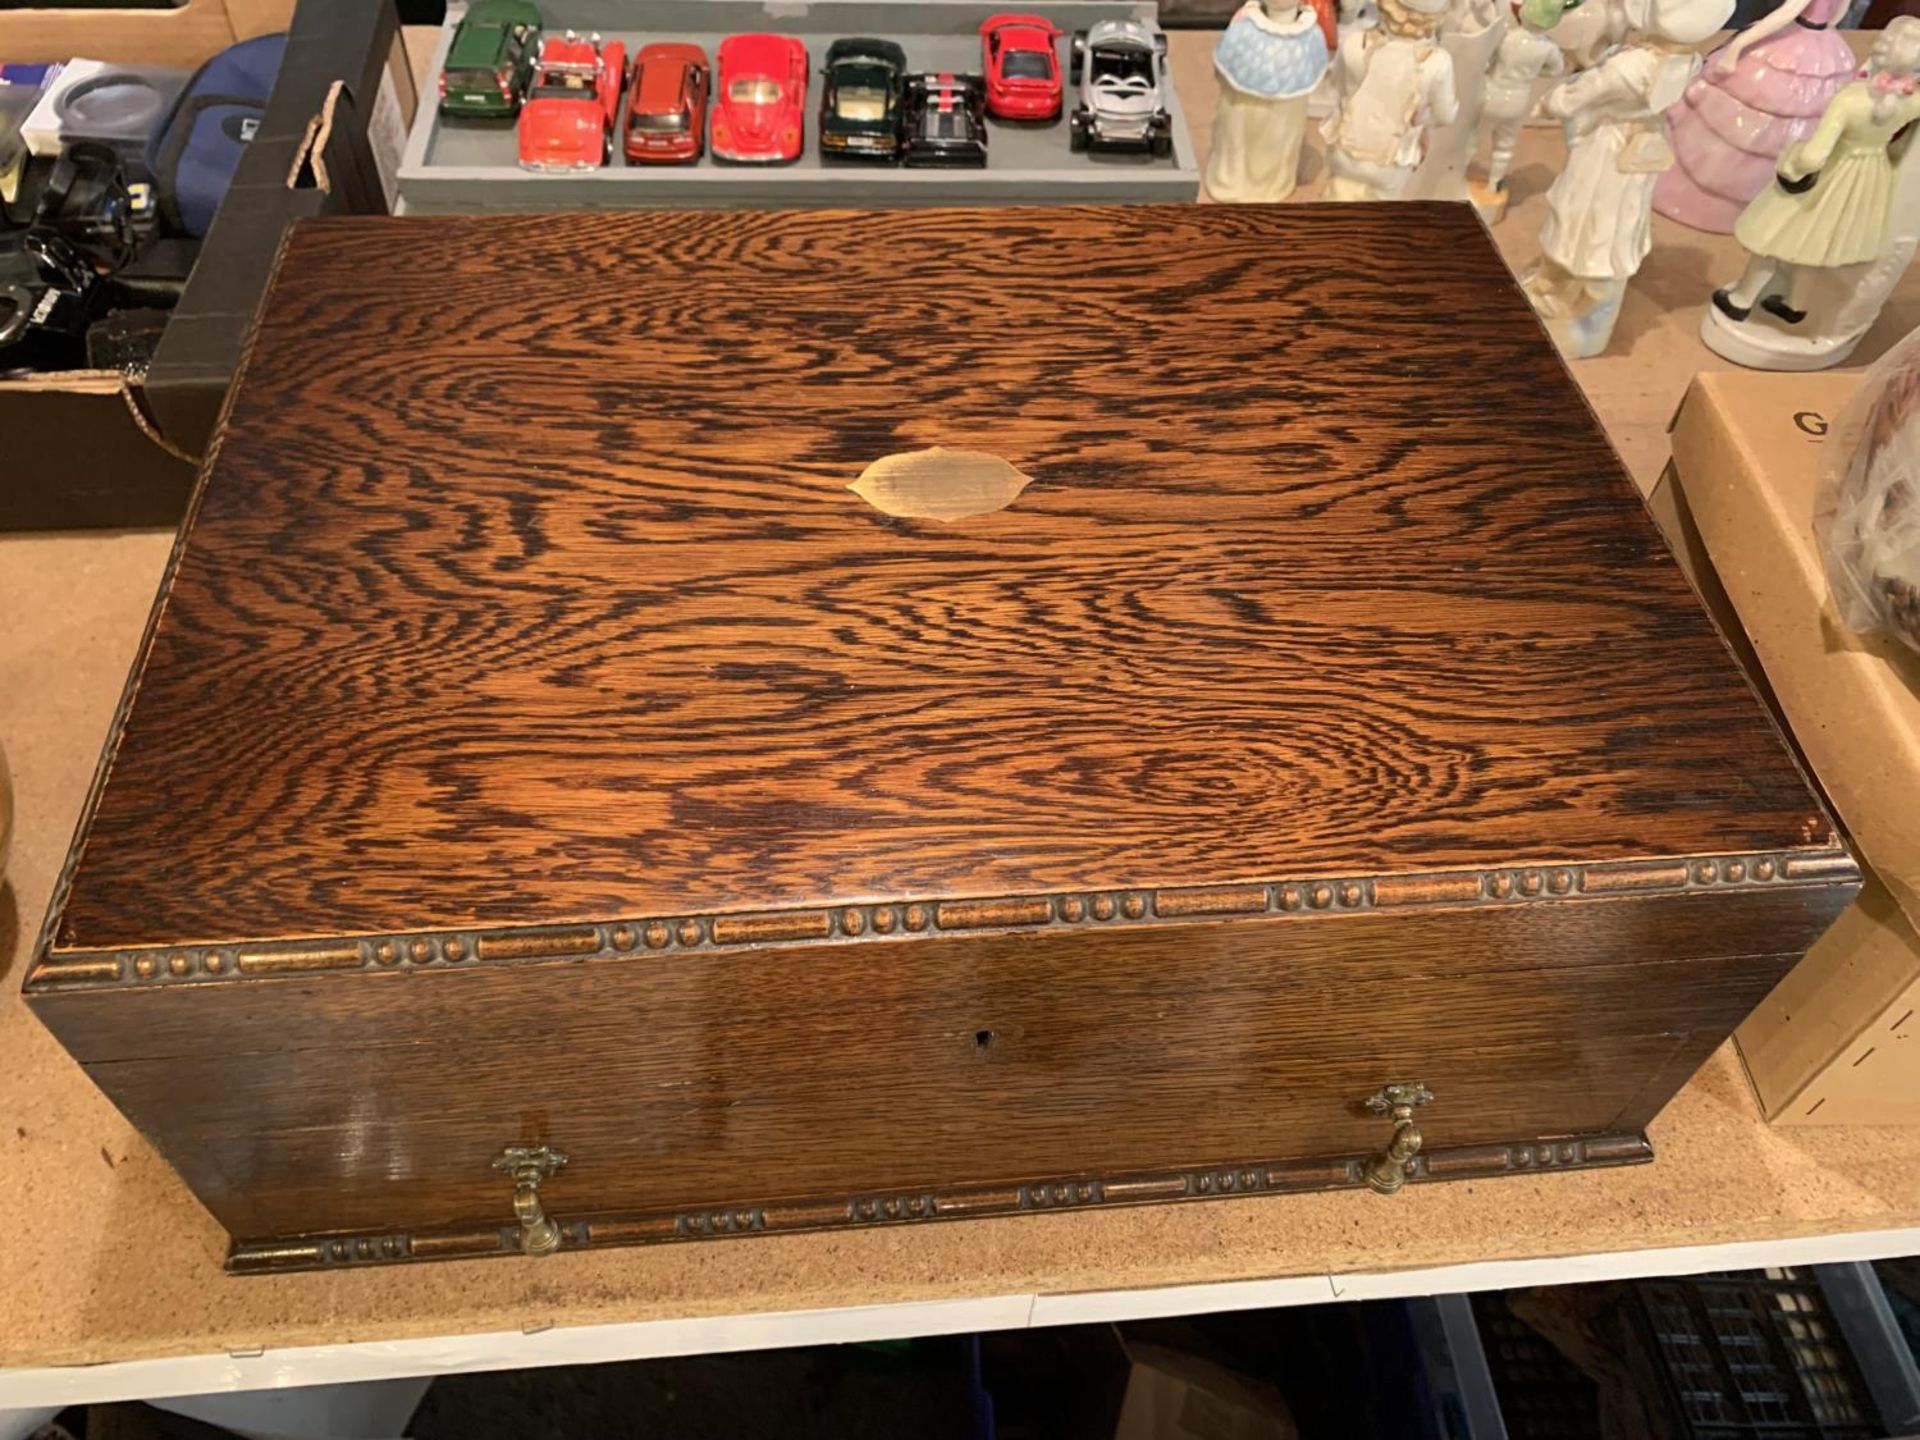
[819,37,907,162]
[900,72,988,168]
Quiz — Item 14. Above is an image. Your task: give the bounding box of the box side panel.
[1738,875,1920,1123]
[0,382,195,531]
[1759,973,1920,1126]
[1674,371,1920,923]
[31,886,1850,1243]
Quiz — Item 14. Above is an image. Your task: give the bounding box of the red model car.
[712,33,808,164]
[979,13,1063,121]
[625,42,709,164]
[518,30,626,171]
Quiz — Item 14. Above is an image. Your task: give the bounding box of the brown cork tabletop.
[0,27,1917,1398]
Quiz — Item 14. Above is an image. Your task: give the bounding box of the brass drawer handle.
[494,1144,568,1255]
[1361,1083,1433,1195]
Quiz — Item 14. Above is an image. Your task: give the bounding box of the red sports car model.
[625,42,709,164]
[712,33,808,164]
[518,30,626,171]
[980,13,1062,121]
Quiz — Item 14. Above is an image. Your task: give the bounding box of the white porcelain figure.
[1207,0,1334,202]
[1549,0,1630,73]
[1321,0,1460,200]
[1467,0,1569,220]
[1309,0,1381,118]
[1408,0,1506,201]
[1517,0,1733,357]
[1703,19,1920,370]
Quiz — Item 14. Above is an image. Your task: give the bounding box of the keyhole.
[973,1028,997,1053]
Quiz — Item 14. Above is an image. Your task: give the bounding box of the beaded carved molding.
[227,1130,1657,1273]
[29,847,1859,993]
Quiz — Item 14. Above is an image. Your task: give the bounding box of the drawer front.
[37,885,1843,1249]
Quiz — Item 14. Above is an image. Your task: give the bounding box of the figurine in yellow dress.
[1706,17,1920,369]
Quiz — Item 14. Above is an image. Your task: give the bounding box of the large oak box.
[26,206,1857,1271]
[1668,370,1920,1125]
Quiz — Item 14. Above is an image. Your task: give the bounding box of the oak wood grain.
[48,204,1833,952]
[23,205,1859,1261]
[31,885,1848,1240]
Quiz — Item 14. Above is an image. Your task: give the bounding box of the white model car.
[1068,18,1173,156]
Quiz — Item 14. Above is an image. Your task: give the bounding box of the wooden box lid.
[32,206,1845,982]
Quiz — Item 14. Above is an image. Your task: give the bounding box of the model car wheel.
[1069,112,1088,152]
[1070,32,1086,84]
[1150,130,1171,159]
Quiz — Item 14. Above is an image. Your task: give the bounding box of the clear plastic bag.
[1819,324,1920,654]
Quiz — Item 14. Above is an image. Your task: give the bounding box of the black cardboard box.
[0,0,416,530]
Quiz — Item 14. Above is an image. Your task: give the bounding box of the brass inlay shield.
[848,447,1033,521]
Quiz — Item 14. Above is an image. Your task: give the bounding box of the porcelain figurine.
[1467,0,1570,220]
[1408,0,1508,201]
[1207,0,1335,202]
[1518,0,1733,357]
[1550,0,1630,72]
[1653,0,1856,232]
[1308,0,1379,117]
[1321,0,1460,200]
[1703,19,1920,369]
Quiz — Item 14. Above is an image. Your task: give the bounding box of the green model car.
[439,0,543,120]
[819,38,907,161]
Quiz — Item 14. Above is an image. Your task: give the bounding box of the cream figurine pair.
[1210,0,1568,207]
[1703,19,1920,371]
[1206,0,1456,204]
[1518,0,1735,358]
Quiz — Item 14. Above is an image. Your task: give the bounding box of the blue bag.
[145,33,285,238]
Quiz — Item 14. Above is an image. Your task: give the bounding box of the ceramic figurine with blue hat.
[1207,0,1335,202]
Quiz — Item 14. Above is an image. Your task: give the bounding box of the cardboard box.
[145,0,416,459]
[0,0,415,529]
[0,0,281,72]
[1668,370,1920,1125]
[1113,1341,1299,1440]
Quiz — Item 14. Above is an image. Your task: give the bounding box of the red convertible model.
[518,30,626,171]
[625,42,709,164]
[712,33,808,164]
[979,13,1062,121]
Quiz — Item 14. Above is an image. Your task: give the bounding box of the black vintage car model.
[819,37,907,161]
[900,72,988,168]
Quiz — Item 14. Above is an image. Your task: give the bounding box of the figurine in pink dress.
[1652,0,1858,232]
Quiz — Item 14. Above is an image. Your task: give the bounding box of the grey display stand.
[397,0,1199,212]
